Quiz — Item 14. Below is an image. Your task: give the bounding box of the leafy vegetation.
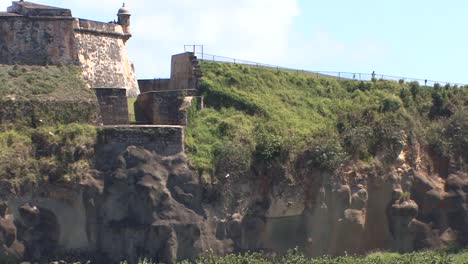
[185,61,468,179]
[114,249,468,264]
[0,124,96,190]
[0,65,99,189]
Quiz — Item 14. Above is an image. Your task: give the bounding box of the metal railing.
[195,52,467,87]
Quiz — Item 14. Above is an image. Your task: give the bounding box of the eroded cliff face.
[0,141,231,263]
[0,138,466,263]
[219,142,467,257]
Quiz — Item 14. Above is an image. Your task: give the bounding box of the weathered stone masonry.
[96,126,184,157]
[0,1,138,97]
[135,52,202,126]
[94,88,129,125]
[0,2,202,148]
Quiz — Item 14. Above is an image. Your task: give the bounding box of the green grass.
[0,123,96,190]
[0,64,93,100]
[451,250,468,264]
[114,249,468,264]
[128,97,136,122]
[0,64,98,128]
[185,61,468,179]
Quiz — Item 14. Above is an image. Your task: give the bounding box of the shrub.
[254,125,284,161]
[409,81,420,98]
[0,130,36,187]
[214,140,253,178]
[380,96,402,113]
[299,133,347,171]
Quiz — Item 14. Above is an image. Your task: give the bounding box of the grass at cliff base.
[185,249,468,264]
[119,249,468,264]
[185,61,467,178]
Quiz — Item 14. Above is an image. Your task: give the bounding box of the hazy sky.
[1,0,467,84]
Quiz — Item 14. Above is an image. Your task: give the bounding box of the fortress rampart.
[0,2,203,158]
[0,1,138,96]
[134,52,202,126]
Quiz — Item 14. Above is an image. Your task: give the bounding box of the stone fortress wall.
[135,52,202,126]
[0,1,202,155]
[0,1,139,96]
[74,19,138,97]
[96,125,185,157]
[94,88,129,125]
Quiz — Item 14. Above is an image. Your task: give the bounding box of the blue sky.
[1,0,467,84]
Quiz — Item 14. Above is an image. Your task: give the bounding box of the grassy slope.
[128,97,137,122]
[0,65,98,190]
[0,64,95,100]
[0,65,98,127]
[185,61,467,177]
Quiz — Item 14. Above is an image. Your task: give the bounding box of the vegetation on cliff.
[0,123,96,190]
[0,65,97,191]
[186,61,467,178]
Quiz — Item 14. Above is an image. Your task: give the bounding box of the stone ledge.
[97,125,184,156]
[74,27,131,39]
[7,1,72,17]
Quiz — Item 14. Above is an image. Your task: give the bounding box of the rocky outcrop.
[0,144,230,263]
[0,138,466,263]
[82,146,228,263]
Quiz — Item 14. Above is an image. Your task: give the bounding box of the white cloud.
[127,0,301,77]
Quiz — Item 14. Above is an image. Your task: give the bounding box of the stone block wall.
[136,90,188,125]
[94,88,129,125]
[96,126,184,157]
[0,16,77,65]
[170,52,202,90]
[7,1,71,17]
[0,1,139,97]
[74,19,139,97]
[134,52,202,126]
[138,79,171,93]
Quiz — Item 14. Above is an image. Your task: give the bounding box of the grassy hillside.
[0,64,98,127]
[185,61,467,178]
[0,65,98,191]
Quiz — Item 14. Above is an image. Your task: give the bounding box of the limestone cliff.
[0,59,466,263]
[0,130,466,263]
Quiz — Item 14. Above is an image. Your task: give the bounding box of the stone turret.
[0,1,139,96]
[117,3,131,34]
